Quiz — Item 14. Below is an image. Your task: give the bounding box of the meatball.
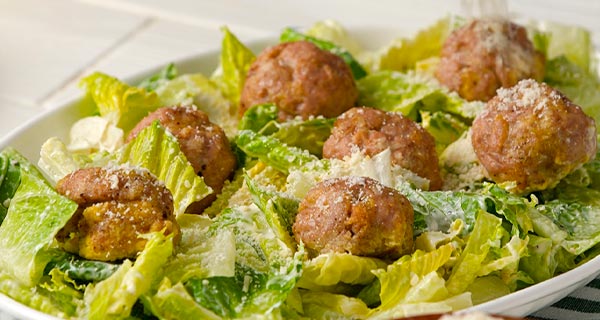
[239,41,358,121]
[127,106,236,212]
[471,79,596,194]
[55,167,180,261]
[323,107,443,190]
[292,176,414,258]
[435,19,545,102]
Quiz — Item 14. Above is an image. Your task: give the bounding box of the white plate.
[0,27,599,320]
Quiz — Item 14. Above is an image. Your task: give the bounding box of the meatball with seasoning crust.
[240,41,358,121]
[127,106,237,213]
[323,107,443,190]
[471,79,596,194]
[435,19,545,102]
[55,167,180,262]
[293,176,414,258]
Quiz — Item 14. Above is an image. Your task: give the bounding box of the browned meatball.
[435,19,545,102]
[55,167,180,261]
[127,106,236,212]
[292,176,414,258]
[471,79,597,194]
[323,107,443,190]
[239,41,358,121]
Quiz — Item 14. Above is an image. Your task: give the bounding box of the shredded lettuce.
[138,63,178,92]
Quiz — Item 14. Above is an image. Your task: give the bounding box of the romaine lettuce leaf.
[142,280,221,320]
[138,63,178,92]
[357,70,483,120]
[366,17,453,72]
[420,111,468,154]
[300,291,371,320]
[305,20,363,57]
[272,117,335,157]
[113,121,212,217]
[235,130,325,174]
[0,149,22,223]
[238,103,278,133]
[44,250,120,283]
[163,214,236,284]
[297,253,386,290]
[84,232,174,319]
[245,173,299,250]
[38,137,90,184]
[0,148,78,287]
[544,56,600,129]
[210,27,256,105]
[78,72,162,132]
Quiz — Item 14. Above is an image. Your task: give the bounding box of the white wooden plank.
[43,19,263,110]
[0,0,147,106]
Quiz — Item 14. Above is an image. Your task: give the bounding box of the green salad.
[0,16,599,320]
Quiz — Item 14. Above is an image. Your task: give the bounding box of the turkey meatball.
[323,107,443,190]
[55,167,180,262]
[471,79,596,194]
[435,19,545,102]
[239,41,358,121]
[292,176,414,258]
[127,106,237,212]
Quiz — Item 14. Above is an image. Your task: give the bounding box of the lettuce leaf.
[305,20,363,57]
[142,280,221,320]
[272,117,335,157]
[297,253,386,290]
[210,27,256,105]
[113,121,212,217]
[366,17,454,72]
[84,232,174,319]
[78,72,162,132]
[544,56,600,129]
[163,214,236,284]
[0,149,22,223]
[138,63,178,92]
[238,103,278,133]
[300,291,371,320]
[357,70,483,120]
[0,148,78,287]
[235,130,325,174]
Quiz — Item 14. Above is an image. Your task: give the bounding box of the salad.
[0,13,599,320]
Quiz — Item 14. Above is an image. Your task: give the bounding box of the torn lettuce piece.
[421,111,469,155]
[84,232,174,319]
[544,56,600,129]
[142,280,221,320]
[78,72,161,132]
[238,103,278,133]
[211,27,256,105]
[155,74,239,138]
[529,20,594,73]
[138,63,178,92]
[44,250,120,283]
[369,244,462,319]
[357,70,483,120]
[235,130,325,174]
[272,117,335,157]
[300,291,371,320]
[113,121,212,217]
[0,149,22,223]
[297,253,386,290]
[38,137,90,184]
[163,214,236,284]
[245,173,299,250]
[280,27,367,79]
[192,205,304,318]
[536,185,600,255]
[366,17,454,72]
[0,148,78,287]
[305,20,363,57]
